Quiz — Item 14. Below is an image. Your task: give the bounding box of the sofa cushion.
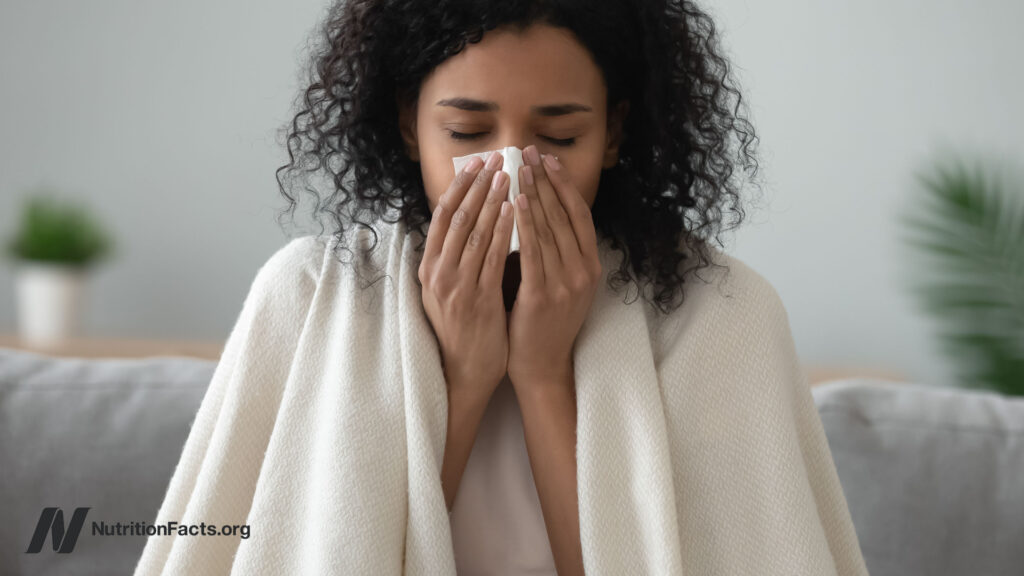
[813,378,1024,576]
[4,348,1022,575]
[0,347,215,576]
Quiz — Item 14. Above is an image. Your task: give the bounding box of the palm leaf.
[898,155,1024,396]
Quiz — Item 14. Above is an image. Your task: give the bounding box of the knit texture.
[133,219,869,575]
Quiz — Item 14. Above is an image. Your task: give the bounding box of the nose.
[492,142,537,158]
[487,142,528,154]
[490,127,536,155]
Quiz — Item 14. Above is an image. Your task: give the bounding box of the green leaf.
[5,189,114,266]
[900,155,1024,397]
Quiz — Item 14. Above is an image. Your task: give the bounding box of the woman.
[134,1,869,574]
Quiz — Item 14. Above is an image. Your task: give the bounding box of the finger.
[520,146,560,282]
[439,151,503,277]
[479,199,514,293]
[535,153,585,274]
[461,169,508,282]
[514,193,544,290]
[425,155,483,270]
[543,153,600,268]
[538,154,590,282]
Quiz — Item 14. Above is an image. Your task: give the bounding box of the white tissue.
[451,146,525,255]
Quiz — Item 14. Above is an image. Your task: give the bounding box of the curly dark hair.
[274,0,764,315]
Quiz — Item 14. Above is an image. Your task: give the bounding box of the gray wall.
[710,1,1024,388]
[2,1,1022,388]
[0,0,329,340]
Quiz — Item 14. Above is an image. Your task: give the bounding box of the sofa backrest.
[814,378,1024,576]
[3,348,1023,576]
[0,347,215,576]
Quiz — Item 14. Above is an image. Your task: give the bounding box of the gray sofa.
[1,346,1022,575]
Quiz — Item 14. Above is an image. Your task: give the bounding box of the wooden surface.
[0,333,224,361]
[0,333,908,387]
[804,365,908,387]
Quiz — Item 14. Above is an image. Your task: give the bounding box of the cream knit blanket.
[133,219,869,575]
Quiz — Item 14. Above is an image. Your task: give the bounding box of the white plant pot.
[14,261,87,346]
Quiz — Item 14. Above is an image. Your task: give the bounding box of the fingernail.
[501,201,511,218]
[525,145,541,165]
[492,170,506,190]
[517,194,528,209]
[465,156,484,173]
[485,151,502,170]
[543,153,560,171]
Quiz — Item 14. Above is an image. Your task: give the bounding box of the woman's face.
[399,23,629,214]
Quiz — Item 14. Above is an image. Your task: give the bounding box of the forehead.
[421,23,606,111]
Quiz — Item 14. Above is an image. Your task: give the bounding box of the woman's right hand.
[419,151,515,402]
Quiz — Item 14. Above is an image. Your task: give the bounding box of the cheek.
[566,159,601,209]
[412,127,460,213]
[420,158,452,213]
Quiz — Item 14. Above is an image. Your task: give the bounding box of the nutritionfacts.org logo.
[26,507,90,554]
[26,506,251,554]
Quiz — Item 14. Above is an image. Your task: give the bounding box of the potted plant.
[5,189,114,346]
[897,154,1024,397]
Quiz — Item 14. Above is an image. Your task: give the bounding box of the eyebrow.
[436,97,593,117]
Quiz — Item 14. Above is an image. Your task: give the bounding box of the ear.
[602,100,630,170]
[396,94,421,163]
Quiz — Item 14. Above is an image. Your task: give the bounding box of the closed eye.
[446,130,576,146]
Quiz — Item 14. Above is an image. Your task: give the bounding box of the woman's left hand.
[507,147,603,393]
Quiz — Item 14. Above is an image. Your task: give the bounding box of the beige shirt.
[448,374,558,575]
